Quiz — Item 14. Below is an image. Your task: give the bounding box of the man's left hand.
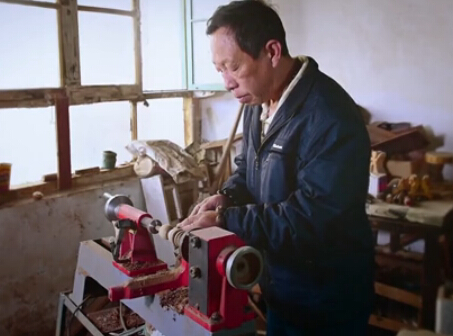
[177,210,219,231]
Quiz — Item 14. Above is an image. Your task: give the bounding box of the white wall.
[201,0,453,179]
[274,0,453,178]
[200,92,242,142]
[0,178,145,336]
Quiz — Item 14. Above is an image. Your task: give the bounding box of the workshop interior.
[1,0,453,336]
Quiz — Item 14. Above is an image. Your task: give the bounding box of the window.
[141,0,185,90]
[0,107,58,186]
[0,3,60,90]
[70,102,133,171]
[78,12,135,85]
[185,0,229,90]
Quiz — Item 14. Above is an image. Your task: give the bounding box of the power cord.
[66,295,92,336]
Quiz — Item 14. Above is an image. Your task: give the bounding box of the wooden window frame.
[0,0,202,205]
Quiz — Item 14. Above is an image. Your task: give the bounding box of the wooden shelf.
[369,314,416,332]
[375,282,422,309]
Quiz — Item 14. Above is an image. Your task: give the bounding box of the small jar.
[102,151,117,169]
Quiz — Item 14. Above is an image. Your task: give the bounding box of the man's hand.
[177,211,219,232]
[189,194,230,216]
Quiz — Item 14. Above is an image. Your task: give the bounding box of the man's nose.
[223,73,238,91]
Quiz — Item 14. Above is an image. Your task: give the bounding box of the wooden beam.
[0,0,59,10]
[183,97,194,147]
[58,0,81,86]
[368,314,414,332]
[55,93,72,190]
[0,164,135,206]
[77,5,134,16]
[0,88,60,108]
[183,97,201,147]
[69,85,141,105]
[0,87,193,109]
[130,101,138,140]
[142,90,193,99]
[132,0,143,91]
[374,282,422,308]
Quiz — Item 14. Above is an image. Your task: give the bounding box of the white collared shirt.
[261,56,309,139]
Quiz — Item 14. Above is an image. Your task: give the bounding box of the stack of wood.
[367,121,453,204]
[367,121,430,179]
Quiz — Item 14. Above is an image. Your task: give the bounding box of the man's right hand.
[189,194,231,216]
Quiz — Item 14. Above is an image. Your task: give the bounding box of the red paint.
[109,259,189,301]
[185,229,256,331]
[112,204,166,276]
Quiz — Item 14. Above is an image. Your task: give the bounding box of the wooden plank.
[58,0,81,86]
[368,314,414,332]
[0,88,195,109]
[132,0,143,91]
[77,5,134,16]
[142,90,192,99]
[0,164,135,207]
[375,245,424,262]
[375,254,423,273]
[72,165,134,188]
[375,282,422,308]
[183,97,201,147]
[69,85,141,104]
[130,101,138,140]
[421,232,442,329]
[0,88,60,108]
[183,97,194,147]
[0,0,59,9]
[55,93,72,190]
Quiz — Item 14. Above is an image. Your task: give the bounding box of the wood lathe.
[55,193,263,336]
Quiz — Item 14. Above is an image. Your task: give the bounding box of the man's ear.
[264,40,282,68]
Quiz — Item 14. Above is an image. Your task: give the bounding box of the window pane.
[137,98,184,148]
[78,12,134,85]
[192,21,223,86]
[141,0,184,90]
[77,0,131,11]
[192,0,229,21]
[0,4,60,89]
[70,102,133,171]
[0,107,57,186]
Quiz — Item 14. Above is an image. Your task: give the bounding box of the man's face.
[210,27,275,105]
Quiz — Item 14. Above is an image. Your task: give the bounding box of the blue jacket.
[221,57,375,326]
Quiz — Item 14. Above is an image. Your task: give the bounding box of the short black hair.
[206,0,290,59]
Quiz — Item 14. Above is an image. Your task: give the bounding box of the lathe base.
[55,238,257,336]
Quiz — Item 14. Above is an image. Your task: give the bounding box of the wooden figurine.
[370,151,387,175]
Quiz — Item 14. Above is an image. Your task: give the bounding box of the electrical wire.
[66,295,92,336]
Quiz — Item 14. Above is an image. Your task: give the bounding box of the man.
[178,1,375,335]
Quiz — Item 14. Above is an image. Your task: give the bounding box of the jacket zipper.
[255,110,297,165]
[253,112,297,200]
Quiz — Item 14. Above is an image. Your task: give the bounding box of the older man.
[178,1,375,335]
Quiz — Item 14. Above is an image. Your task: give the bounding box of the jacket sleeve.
[223,116,371,259]
[219,108,255,206]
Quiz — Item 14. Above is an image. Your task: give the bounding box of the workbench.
[366,199,453,332]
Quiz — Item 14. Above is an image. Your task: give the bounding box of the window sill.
[0,163,135,209]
